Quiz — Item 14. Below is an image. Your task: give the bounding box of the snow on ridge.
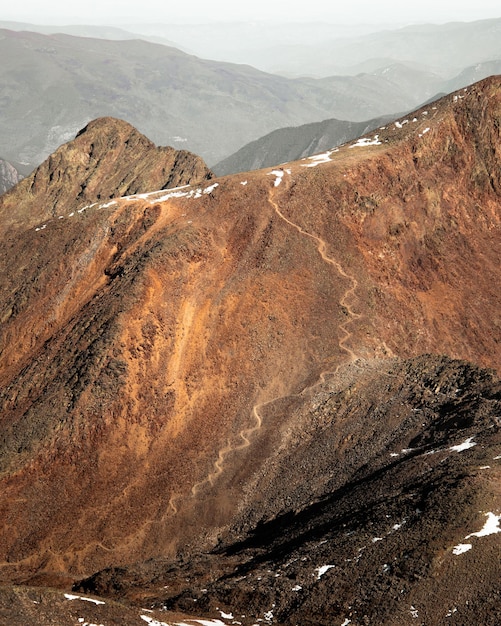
[465,512,501,539]
[268,169,285,186]
[315,564,335,579]
[140,616,170,626]
[349,135,382,148]
[300,150,335,167]
[449,437,476,452]
[452,543,472,555]
[64,593,105,605]
[452,512,501,556]
[34,182,220,233]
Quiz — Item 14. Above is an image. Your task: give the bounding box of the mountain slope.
[0,29,442,168]
[0,116,212,229]
[213,113,395,175]
[0,77,500,623]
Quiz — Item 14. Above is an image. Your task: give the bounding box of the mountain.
[0,116,213,230]
[0,20,188,51]
[0,158,24,194]
[0,29,449,169]
[242,18,501,78]
[0,77,500,624]
[213,113,396,175]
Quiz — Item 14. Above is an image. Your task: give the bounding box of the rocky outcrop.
[0,158,23,194]
[0,78,500,624]
[0,117,213,229]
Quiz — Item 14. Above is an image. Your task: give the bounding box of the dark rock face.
[0,158,23,194]
[0,116,213,229]
[0,78,500,624]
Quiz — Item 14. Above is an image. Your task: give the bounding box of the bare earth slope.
[0,77,500,624]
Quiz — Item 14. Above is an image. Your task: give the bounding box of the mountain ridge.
[0,77,500,624]
[0,116,213,229]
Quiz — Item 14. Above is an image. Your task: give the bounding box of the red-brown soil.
[0,78,500,624]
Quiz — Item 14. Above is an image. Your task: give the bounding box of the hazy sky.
[3,0,501,25]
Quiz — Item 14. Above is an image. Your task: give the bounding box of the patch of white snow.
[465,512,501,539]
[203,183,219,195]
[349,135,382,148]
[63,594,105,605]
[315,565,335,579]
[450,437,476,452]
[267,170,284,186]
[301,151,333,167]
[141,616,171,626]
[452,543,472,555]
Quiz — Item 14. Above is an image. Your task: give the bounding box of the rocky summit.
[0,116,213,230]
[0,77,500,625]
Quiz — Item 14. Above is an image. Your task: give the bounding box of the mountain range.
[2,22,501,175]
[0,76,499,624]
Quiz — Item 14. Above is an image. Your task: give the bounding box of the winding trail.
[268,176,361,364]
[175,169,362,505]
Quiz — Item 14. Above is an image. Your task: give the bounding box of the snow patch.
[220,611,234,619]
[349,135,382,148]
[301,151,334,167]
[452,543,472,555]
[63,594,105,605]
[240,181,248,186]
[141,616,171,626]
[315,565,335,579]
[465,512,501,539]
[450,437,476,452]
[203,183,219,195]
[267,170,284,186]
[292,585,302,591]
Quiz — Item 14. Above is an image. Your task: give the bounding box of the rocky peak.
[0,116,213,229]
[0,158,23,195]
